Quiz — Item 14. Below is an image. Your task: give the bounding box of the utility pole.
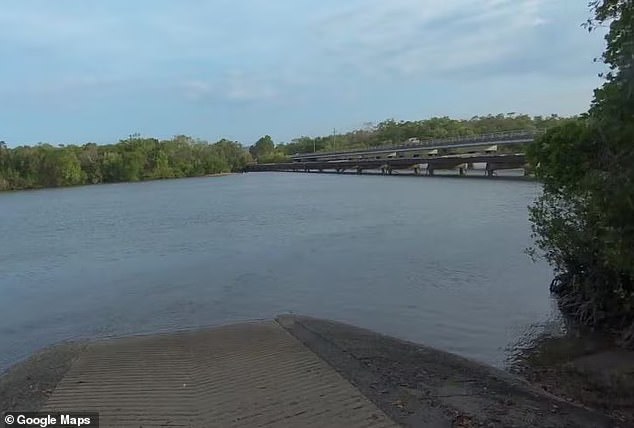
[332,128,336,151]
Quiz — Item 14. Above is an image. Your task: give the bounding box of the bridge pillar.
[459,167,465,176]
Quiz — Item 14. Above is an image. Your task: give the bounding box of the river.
[0,173,557,372]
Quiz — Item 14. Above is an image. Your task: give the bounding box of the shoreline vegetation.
[0,171,237,194]
[0,114,569,192]
[526,0,633,347]
[518,1,634,423]
[0,136,250,192]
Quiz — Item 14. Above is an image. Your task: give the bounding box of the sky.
[0,0,607,147]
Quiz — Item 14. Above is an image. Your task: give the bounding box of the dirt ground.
[0,342,85,412]
[278,315,624,427]
[510,333,634,426]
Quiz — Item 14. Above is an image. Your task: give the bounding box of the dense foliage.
[527,0,633,344]
[0,136,252,191]
[275,114,568,156]
[248,135,288,163]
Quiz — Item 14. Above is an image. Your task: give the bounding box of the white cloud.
[181,81,214,101]
[0,0,598,110]
[310,0,549,78]
[181,72,278,103]
[224,72,278,102]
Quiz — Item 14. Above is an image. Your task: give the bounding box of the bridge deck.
[247,153,527,173]
[290,130,538,162]
[42,321,396,428]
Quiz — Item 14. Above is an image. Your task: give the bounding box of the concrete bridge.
[247,153,527,176]
[247,130,538,176]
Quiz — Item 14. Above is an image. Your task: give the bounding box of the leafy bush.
[528,0,634,345]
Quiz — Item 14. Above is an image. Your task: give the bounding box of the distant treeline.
[0,136,252,191]
[1,114,573,190]
[250,114,573,162]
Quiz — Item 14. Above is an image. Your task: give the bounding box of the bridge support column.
[459,167,465,176]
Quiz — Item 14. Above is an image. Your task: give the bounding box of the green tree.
[40,147,85,187]
[277,115,568,156]
[0,141,9,190]
[101,151,124,182]
[249,135,275,160]
[147,148,172,179]
[0,134,253,191]
[78,143,103,184]
[528,0,634,345]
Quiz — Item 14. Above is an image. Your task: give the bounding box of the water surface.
[0,173,556,371]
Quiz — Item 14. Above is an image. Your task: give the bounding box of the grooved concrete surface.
[42,321,397,427]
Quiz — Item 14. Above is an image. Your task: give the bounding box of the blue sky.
[1,1,606,147]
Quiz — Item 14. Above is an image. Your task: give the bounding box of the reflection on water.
[0,173,557,372]
[505,304,567,371]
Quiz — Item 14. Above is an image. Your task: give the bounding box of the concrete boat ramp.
[42,320,394,427]
[1,316,621,427]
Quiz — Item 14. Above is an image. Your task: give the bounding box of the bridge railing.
[291,129,543,159]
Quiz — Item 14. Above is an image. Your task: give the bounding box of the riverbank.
[0,172,236,193]
[0,342,87,412]
[205,172,234,178]
[279,316,621,427]
[0,316,622,427]
[511,332,634,425]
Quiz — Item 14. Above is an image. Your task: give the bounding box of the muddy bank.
[0,342,85,412]
[278,315,622,427]
[511,332,634,425]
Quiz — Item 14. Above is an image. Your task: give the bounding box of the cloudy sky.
[1,1,606,146]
